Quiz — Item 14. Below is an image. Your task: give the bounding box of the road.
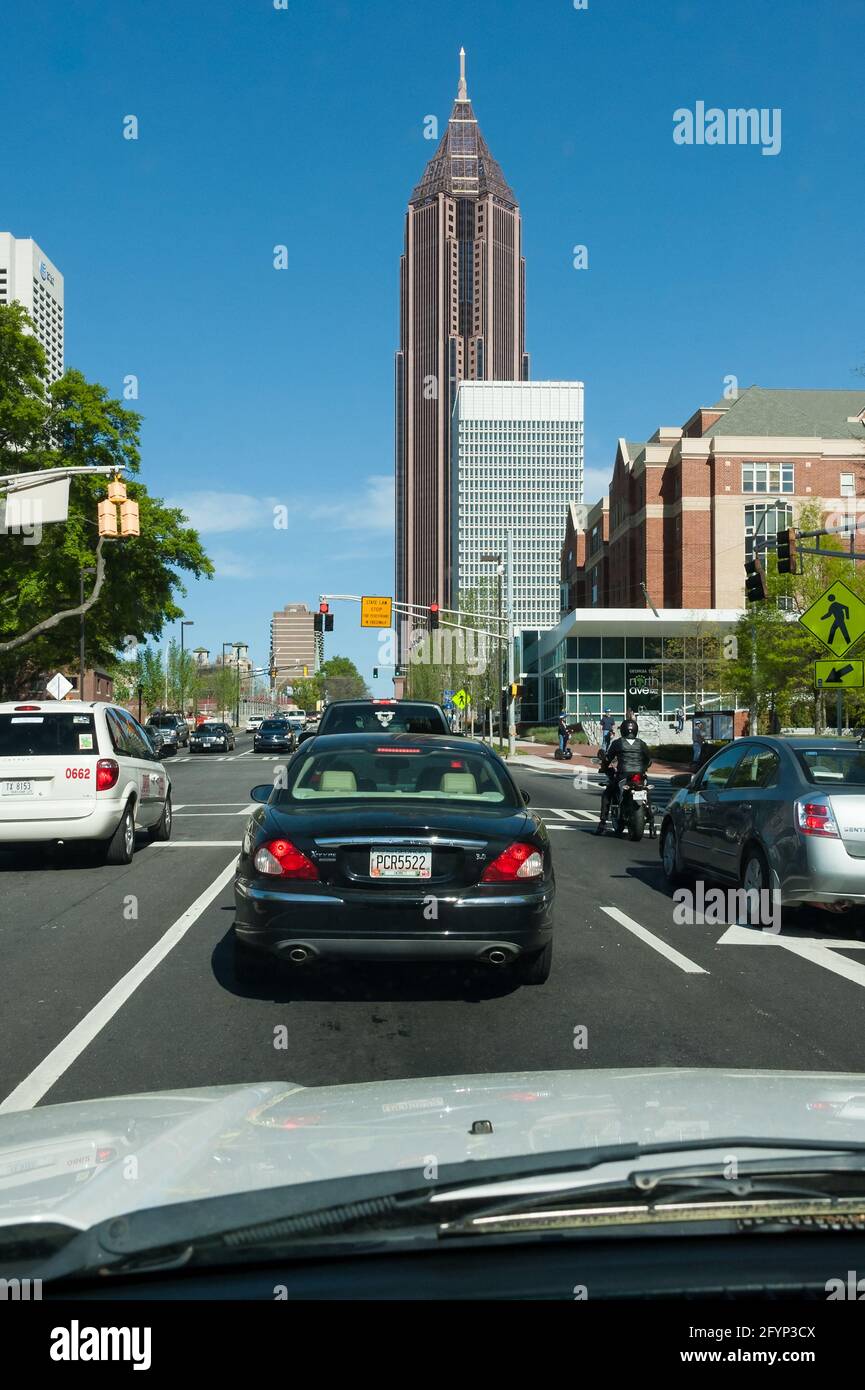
[2,736,865,1112]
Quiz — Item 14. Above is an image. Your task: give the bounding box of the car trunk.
[271,805,532,893]
[827,793,865,858]
[0,756,98,823]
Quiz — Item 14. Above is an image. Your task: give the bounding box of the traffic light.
[776,527,798,575]
[510,683,524,699]
[313,613,334,633]
[97,499,118,536]
[427,603,440,631]
[372,667,379,679]
[744,555,768,602]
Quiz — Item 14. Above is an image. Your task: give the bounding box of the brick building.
[563,388,865,611]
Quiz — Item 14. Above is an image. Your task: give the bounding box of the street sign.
[814,659,864,689]
[451,689,469,709]
[360,595,393,629]
[799,580,865,658]
[46,672,73,700]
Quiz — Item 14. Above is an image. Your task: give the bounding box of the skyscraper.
[395,51,527,648]
[452,381,584,631]
[0,234,64,381]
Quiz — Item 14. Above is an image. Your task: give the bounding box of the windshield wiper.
[438,1146,865,1236]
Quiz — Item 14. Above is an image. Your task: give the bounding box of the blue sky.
[3,0,864,689]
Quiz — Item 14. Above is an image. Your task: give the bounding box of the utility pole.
[78,567,95,699]
[507,529,516,757]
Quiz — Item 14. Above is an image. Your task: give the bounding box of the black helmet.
[620,718,638,738]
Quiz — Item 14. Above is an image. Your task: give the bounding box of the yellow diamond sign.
[451,689,469,709]
[799,580,865,658]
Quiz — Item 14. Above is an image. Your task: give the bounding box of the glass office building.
[452,381,584,631]
[516,609,742,725]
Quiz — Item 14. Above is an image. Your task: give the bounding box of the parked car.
[659,735,865,917]
[190,722,235,753]
[0,700,172,863]
[253,719,296,754]
[297,699,452,747]
[233,732,554,985]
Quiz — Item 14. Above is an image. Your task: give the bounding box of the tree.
[0,304,213,696]
[319,656,368,702]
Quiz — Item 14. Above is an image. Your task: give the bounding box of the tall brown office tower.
[395,50,528,650]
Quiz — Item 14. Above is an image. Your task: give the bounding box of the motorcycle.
[609,771,655,842]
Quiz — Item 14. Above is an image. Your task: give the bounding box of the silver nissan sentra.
[659,736,865,914]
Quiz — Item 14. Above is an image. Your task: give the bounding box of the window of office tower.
[457,199,474,340]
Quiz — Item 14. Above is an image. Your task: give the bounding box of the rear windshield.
[319,704,449,735]
[274,745,517,806]
[149,716,179,728]
[0,712,98,757]
[795,748,865,786]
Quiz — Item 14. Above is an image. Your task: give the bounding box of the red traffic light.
[319,602,329,614]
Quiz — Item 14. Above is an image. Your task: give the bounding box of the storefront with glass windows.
[516,609,744,726]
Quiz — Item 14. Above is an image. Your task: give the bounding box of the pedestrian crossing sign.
[799,580,865,658]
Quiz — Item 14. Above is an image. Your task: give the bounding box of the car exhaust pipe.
[288,947,311,964]
[487,949,510,966]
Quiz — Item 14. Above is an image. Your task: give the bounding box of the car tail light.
[96,758,119,791]
[14,704,41,711]
[482,841,544,882]
[254,838,318,879]
[372,699,396,705]
[375,747,420,754]
[796,799,839,838]
[629,773,644,785]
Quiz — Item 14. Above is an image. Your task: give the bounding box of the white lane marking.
[549,808,581,821]
[152,840,242,847]
[600,905,708,975]
[174,811,245,817]
[236,805,256,815]
[237,749,253,758]
[718,924,865,990]
[0,857,238,1113]
[171,802,248,808]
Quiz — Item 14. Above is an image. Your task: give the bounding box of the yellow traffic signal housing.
[97,499,118,535]
[119,499,140,536]
[107,478,128,503]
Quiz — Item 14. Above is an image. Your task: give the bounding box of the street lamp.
[480,552,505,748]
[179,620,194,716]
[232,643,245,727]
[79,567,96,699]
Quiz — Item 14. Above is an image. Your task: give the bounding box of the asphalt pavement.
[2,734,865,1113]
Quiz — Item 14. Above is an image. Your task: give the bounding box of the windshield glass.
[0,712,98,756]
[149,716,179,728]
[321,704,448,734]
[276,744,516,805]
[260,720,288,731]
[795,747,865,784]
[196,724,223,734]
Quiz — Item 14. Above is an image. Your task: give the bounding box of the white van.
[0,701,172,863]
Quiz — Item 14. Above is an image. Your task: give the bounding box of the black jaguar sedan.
[233,733,555,986]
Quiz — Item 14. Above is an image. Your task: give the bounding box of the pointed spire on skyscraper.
[457,46,467,100]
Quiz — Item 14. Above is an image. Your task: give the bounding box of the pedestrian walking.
[599,708,615,755]
[692,724,705,769]
[674,706,685,735]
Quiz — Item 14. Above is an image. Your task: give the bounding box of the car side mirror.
[669,773,692,789]
[250,784,272,803]
[522,789,531,804]
[297,731,314,745]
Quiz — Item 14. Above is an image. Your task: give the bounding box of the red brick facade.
[563,390,865,610]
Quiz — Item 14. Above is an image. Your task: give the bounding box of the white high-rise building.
[0,234,64,381]
[452,381,584,631]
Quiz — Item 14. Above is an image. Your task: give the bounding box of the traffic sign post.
[799,580,865,658]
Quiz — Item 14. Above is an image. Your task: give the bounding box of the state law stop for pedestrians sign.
[799,579,865,659]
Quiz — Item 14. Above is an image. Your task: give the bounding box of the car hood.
[1,1067,864,1231]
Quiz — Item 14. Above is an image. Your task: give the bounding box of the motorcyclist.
[557,711,571,757]
[595,718,652,835]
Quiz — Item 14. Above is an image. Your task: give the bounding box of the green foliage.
[0,303,213,697]
[319,655,369,702]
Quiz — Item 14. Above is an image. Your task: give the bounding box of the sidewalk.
[509,740,690,779]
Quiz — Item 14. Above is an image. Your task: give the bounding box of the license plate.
[370,850,432,879]
[1,780,33,797]
[632,790,648,802]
